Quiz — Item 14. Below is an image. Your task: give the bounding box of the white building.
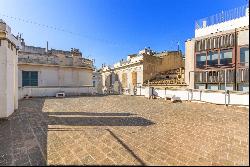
[0,20,21,117]
[101,48,184,95]
[92,69,103,94]
[18,40,94,98]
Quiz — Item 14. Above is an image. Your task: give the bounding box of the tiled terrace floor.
[0,95,249,166]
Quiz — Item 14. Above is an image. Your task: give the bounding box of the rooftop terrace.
[195,4,249,30]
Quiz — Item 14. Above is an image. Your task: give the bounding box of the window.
[93,81,96,87]
[110,74,113,86]
[22,71,38,87]
[0,39,1,46]
[207,84,219,90]
[115,74,119,81]
[8,42,11,48]
[220,49,233,65]
[240,47,249,66]
[196,53,206,68]
[207,51,219,66]
[132,72,137,86]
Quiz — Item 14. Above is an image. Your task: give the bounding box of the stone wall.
[143,51,184,82]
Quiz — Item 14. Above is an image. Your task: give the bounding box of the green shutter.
[30,72,38,86]
[22,71,38,87]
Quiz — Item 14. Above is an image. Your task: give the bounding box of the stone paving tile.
[0,95,249,166]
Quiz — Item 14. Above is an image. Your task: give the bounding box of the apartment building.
[185,4,249,92]
[0,20,21,117]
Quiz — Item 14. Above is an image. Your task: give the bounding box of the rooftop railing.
[195,4,249,29]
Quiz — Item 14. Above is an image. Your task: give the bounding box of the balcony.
[194,68,249,84]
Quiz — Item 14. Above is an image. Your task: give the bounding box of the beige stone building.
[92,69,103,94]
[0,20,21,117]
[185,4,249,91]
[18,39,94,98]
[100,48,184,94]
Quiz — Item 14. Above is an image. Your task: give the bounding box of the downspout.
[225,68,227,106]
[234,28,237,91]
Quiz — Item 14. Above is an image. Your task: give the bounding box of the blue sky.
[0,0,247,68]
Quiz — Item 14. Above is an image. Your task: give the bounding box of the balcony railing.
[194,68,249,84]
[195,4,249,29]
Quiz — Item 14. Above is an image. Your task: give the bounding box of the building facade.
[18,39,94,98]
[92,69,103,94]
[100,48,184,94]
[0,20,21,117]
[185,4,249,92]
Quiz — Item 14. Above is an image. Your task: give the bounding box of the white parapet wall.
[0,21,20,118]
[18,87,97,99]
[141,87,249,106]
[195,16,249,38]
[195,6,249,38]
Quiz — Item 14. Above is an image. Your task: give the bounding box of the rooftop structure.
[185,4,249,92]
[18,40,93,69]
[100,48,184,95]
[0,20,20,117]
[195,4,249,38]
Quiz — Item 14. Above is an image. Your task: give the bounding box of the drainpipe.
[225,68,227,106]
[140,86,141,96]
[200,90,202,101]
[188,71,191,87]
[234,28,237,91]
[46,41,48,53]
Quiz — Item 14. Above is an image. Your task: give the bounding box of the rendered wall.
[0,39,18,117]
[18,87,96,99]
[238,28,249,46]
[184,40,195,89]
[18,64,93,98]
[18,65,92,87]
[114,64,143,93]
[137,87,249,106]
[0,40,7,117]
[195,15,249,38]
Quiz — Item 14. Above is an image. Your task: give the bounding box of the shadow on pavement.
[0,97,154,166]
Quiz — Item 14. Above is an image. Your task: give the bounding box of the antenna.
[46,41,48,52]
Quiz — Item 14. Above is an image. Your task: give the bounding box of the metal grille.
[194,68,249,84]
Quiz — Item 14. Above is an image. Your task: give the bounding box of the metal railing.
[194,68,249,84]
[195,4,249,29]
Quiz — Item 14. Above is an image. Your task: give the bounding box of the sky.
[0,0,248,68]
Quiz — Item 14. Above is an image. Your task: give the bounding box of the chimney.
[202,20,207,28]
